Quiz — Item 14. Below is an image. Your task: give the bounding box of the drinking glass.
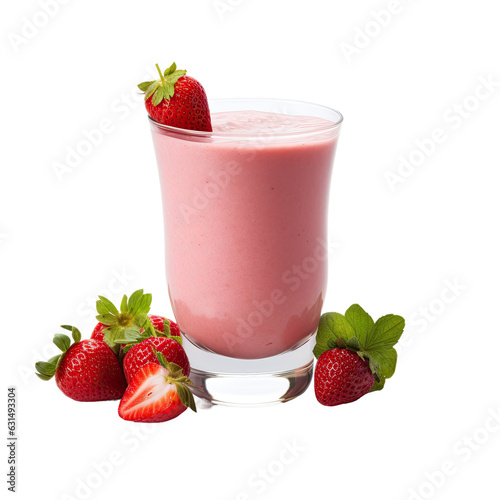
[150,98,342,406]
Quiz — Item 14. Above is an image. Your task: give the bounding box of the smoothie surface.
[211,110,336,136]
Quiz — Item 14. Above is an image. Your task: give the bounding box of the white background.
[2,1,500,499]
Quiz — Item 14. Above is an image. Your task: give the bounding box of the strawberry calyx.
[110,317,183,355]
[96,290,182,354]
[96,289,154,353]
[35,325,82,381]
[151,346,197,413]
[115,326,182,355]
[328,336,381,383]
[138,62,187,107]
[160,318,182,345]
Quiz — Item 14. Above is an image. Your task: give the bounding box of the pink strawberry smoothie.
[151,109,340,359]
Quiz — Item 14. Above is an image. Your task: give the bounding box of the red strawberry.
[138,62,212,131]
[123,337,190,384]
[118,348,196,423]
[314,348,375,407]
[35,326,126,402]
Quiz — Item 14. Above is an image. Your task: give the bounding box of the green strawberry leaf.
[370,377,386,392]
[53,334,71,352]
[345,304,374,345]
[35,327,82,382]
[113,326,143,344]
[97,295,120,316]
[127,289,144,313]
[152,86,164,106]
[154,318,182,344]
[138,80,156,92]
[72,327,81,343]
[163,319,171,336]
[313,312,355,359]
[96,314,118,326]
[136,294,152,315]
[134,312,149,328]
[47,354,61,365]
[104,326,124,347]
[152,347,168,369]
[60,325,82,343]
[169,70,186,80]
[145,81,160,100]
[367,315,405,350]
[368,346,397,380]
[361,314,404,384]
[142,320,157,338]
[96,300,109,316]
[163,82,175,100]
[120,294,128,313]
[175,383,197,413]
[35,361,57,377]
[164,62,176,76]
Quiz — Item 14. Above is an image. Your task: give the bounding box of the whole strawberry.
[313,304,406,407]
[314,347,374,406]
[138,62,212,131]
[35,326,127,402]
[119,348,196,423]
[123,336,190,384]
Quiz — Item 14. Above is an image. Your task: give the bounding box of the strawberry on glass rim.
[138,62,212,132]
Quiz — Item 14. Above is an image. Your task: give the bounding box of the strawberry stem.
[155,64,165,84]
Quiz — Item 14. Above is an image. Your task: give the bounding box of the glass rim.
[148,98,343,140]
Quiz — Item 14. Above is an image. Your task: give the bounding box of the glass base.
[182,334,315,407]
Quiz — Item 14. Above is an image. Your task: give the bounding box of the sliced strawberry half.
[118,348,196,423]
